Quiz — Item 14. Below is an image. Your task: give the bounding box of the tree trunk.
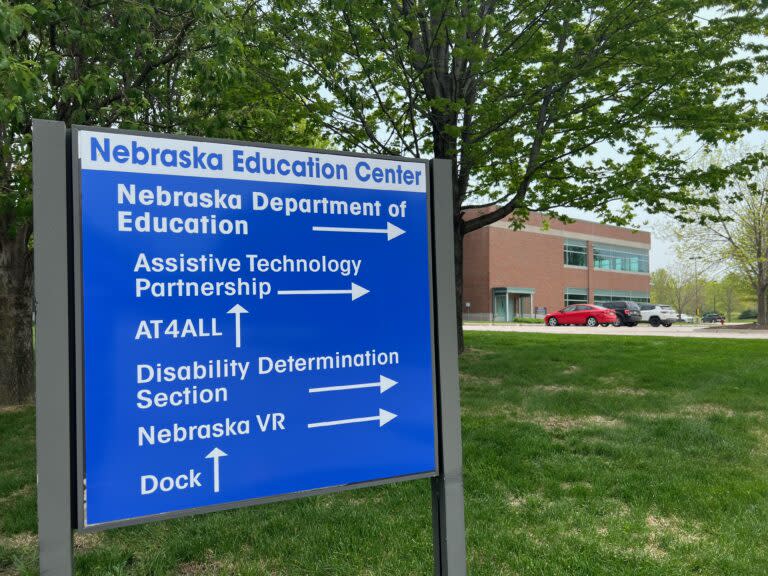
[0,221,35,405]
[758,284,768,327]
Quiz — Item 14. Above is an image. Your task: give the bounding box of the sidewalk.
[463,323,768,340]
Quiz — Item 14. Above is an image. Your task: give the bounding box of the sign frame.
[71,125,439,531]
[34,120,466,575]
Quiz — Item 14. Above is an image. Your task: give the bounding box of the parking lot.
[464,322,768,339]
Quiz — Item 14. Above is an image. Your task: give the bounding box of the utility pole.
[689,256,703,318]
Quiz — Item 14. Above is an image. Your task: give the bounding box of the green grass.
[465,317,545,325]
[3,333,768,575]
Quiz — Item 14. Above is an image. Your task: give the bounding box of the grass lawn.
[3,332,768,575]
[464,318,545,325]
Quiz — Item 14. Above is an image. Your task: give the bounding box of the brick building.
[462,212,651,321]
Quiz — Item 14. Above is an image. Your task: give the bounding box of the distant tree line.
[651,268,754,320]
[669,146,768,326]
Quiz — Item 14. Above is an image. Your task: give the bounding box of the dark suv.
[601,301,643,326]
[702,312,725,323]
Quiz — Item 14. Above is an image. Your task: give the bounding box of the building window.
[564,239,587,267]
[564,288,588,306]
[593,243,649,273]
[593,289,650,304]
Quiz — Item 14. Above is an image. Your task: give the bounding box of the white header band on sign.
[78,131,427,193]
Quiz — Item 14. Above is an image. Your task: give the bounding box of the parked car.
[677,313,693,323]
[702,312,725,323]
[639,304,677,327]
[600,301,643,326]
[545,304,618,327]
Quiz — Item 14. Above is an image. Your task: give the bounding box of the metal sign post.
[33,123,465,574]
[33,120,75,576]
[430,159,467,575]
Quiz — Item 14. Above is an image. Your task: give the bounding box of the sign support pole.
[33,119,74,575]
[430,159,467,576]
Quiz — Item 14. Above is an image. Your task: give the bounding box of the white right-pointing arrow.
[277,282,370,301]
[307,408,397,429]
[309,375,397,394]
[205,447,228,493]
[227,304,248,348]
[312,222,406,241]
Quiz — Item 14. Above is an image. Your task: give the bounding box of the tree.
[650,269,676,308]
[0,3,38,405]
[2,0,227,404]
[720,273,746,321]
[651,266,695,317]
[676,148,768,326]
[0,0,319,404]
[654,260,752,319]
[267,0,768,350]
[703,280,721,314]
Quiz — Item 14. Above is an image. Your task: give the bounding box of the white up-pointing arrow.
[309,375,397,394]
[307,408,397,429]
[205,447,227,493]
[277,282,369,301]
[227,304,248,348]
[312,222,405,241]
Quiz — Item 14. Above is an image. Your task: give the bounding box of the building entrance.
[492,287,535,321]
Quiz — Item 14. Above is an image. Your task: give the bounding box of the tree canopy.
[1,0,320,225]
[0,0,320,403]
[268,0,768,229]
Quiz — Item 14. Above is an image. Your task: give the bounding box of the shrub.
[739,309,758,319]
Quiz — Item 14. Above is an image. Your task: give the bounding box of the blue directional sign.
[75,129,437,528]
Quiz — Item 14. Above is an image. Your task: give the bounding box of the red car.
[545,304,618,327]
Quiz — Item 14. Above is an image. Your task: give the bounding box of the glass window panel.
[592,244,649,273]
[564,239,587,267]
[564,288,589,306]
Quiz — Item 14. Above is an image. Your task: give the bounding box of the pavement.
[464,322,768,340]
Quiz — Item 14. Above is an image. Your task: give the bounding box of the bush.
[513,317,545,324]
[739,309,758,319]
